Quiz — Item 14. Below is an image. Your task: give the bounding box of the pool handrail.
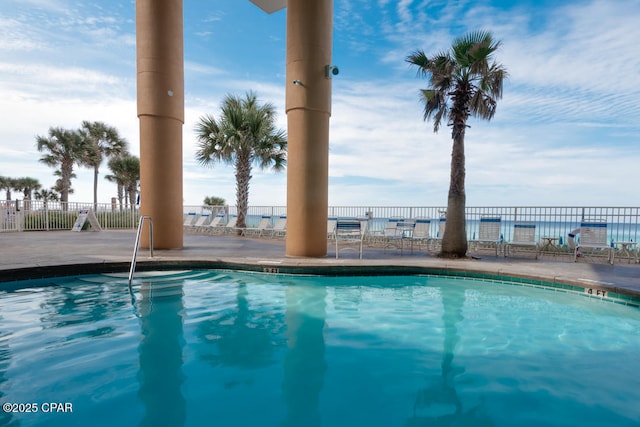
[128,216,153,288]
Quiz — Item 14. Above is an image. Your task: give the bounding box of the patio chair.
[430,216,447,249]
[183,212,197,227]
[221,216,238,234]
[574,220,614,264]
[370,218,404,246]
[504,222,539,259]
[242,215,272,237]
[389,219,416,254]
[187,213,210,233]
[327,217,337,239]
[334,218,367,259]
[367,218,404,253]
[410,218,431,253]
[201,213,226,234]
[269,216,287,238]
[470,216,502,256]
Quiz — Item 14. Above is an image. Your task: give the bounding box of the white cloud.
[1,0,639,210]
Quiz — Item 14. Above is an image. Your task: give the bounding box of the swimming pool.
[1,270,639,427]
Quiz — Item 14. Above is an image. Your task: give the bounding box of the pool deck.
[1,230,639,298]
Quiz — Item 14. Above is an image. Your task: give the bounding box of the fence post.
[15,200,23,232]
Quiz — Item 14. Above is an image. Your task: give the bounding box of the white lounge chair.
[269,216,287,238]
[387,219,416,255]
[334,218,367,259]
[183,212,197,227]
[201,213,225,234]
[574,220,614,264]
[471,216,502,256]
[241,215,272,237]
[504,222,539,259]
[221,216,238,234]
[327,217,338,239]
[410,218,431,253]
[187,213,210,233]
[371,218,404,247]
[430,216,447,249]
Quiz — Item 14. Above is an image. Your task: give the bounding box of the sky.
[1,0,639,208]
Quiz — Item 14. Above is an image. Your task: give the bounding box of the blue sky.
[1,0,639,207]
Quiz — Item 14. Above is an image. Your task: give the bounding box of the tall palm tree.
[79,121,128,210]
[195,91,287,230]
[406,30,507,258]
[36,127,87,209]
[105,154,140,210]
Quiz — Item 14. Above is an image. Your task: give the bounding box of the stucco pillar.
[285,0,333,257]
[136,0,184,249]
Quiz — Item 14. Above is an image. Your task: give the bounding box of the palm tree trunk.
[93,166,99,211]
[235,154,252,232]
[128,184,136,208]
[440,129,468,257]
[60,160,74,211]
[117,183,124,211]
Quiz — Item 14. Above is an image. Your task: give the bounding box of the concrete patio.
[1,230,639,302]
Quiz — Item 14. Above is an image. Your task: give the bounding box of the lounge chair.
[241,215,272,237]
[504,222,539,259]
[386,219,416,254]
[183,212,197,227]
[334,218,367,259]
[410,217,431,253]
[186,213,210,233]
[430,216,447,249]
[221,216,238,234]
[371,218,404,246]
[269,216,287,238]
[470,216,502,256]
[327,217,337,239]
[201,213,226,234]
[574,220,614,264]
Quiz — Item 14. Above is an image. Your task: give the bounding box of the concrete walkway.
[1,230,639,299]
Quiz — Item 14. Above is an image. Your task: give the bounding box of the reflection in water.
[197,283,283,368]
[281,285,327,427]
[408,285,494,427]
[137,281,186,427]
[0,329,15,427]
[41,280,129,329]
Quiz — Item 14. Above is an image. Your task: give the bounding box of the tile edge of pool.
[1,260,639,307]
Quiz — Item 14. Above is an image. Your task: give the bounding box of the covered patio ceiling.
[249,0,287,14]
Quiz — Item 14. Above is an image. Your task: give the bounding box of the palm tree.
[14,177,41,200]
[406,30,507,258]
[34,188,59,210]
[79,121,128,210]
[195,91,287,230]
[0,176,17,200]
[36,127,87,209]
[204,196,225,206]
[122,155,140,208]
[105,154,140,210]
[14,177,41,210]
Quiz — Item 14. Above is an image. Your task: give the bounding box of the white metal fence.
[3,200,639,247]
[1,200,138,232]
[182,205,640,246]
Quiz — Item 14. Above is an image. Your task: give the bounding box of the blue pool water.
[1,270,639,427]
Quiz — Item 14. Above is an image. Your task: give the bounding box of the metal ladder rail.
[128,215,153,288]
